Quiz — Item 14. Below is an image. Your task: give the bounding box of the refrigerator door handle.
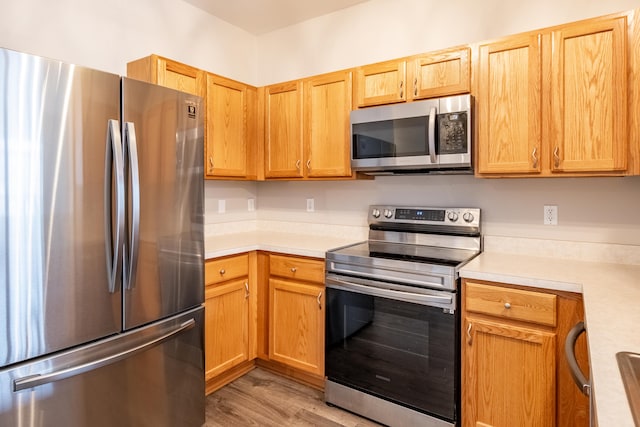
[104,119,125,294]
[124,122,140,290]
[13,318,195,392]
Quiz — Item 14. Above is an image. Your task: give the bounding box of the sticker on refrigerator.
[187,104,196,119]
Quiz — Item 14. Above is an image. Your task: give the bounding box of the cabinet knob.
[504,302,511,309]
[290,267,297,273]
[219,269,225,275]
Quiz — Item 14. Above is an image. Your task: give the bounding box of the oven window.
[325,287,458,422]
[352,117,429,159]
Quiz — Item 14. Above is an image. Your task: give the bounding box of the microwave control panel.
[438,112,468,154]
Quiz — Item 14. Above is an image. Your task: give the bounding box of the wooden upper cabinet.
[355,47,471,108]
[355,59,407,107]
[264,81,304,178]
[476,12,632,177]
[127,54,205,97]
[410,47,471,100]
[476,34,542,174]
[304,70,353,178]
[206,74,252,178]
[127,55,259,181]
[549,16,627,173]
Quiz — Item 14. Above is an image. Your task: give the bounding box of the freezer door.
[0,48,122,368]
[121,78,204,330]
[0,306,205,427]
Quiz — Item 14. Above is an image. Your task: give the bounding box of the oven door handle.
[326,275,455,310]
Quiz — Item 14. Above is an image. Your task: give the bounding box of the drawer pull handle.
[317,291,322,310]
[467,322,473,345]
[244,281,249,299]
[290,267,297,273]
[504,302,511,309]
[219,269,225,275]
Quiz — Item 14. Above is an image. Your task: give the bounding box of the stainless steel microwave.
[350,94,472,174]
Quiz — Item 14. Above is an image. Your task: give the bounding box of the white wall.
[255,0,640,85]
[2,0,639,245]
[0,0,258,82]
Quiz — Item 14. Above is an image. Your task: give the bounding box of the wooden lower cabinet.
[204,251,326,393]
[462,279,589,427]
[205,278,250,379]
[463,317,556,426]
[204,253,257,394]
[268,278,325,376]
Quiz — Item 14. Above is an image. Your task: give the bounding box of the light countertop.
[205,233,639,426]
[205,231,361,260]
[460,252,640,427]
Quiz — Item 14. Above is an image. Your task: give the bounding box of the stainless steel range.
[324,205,482,427]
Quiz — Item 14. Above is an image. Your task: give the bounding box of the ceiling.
[182,0,369,35]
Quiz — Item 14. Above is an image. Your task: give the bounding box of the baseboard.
[255,358,325,391]
[205,360,256,395]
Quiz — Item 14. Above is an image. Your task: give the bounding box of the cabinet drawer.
[465,282,557,327]
[206,254,249,285]
[269,254,324,283]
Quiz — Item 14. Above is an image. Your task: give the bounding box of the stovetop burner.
[326,205,482,292]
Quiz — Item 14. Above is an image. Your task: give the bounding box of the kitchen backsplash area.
[205,176,640,262]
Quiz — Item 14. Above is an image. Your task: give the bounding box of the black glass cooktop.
[331,241,479,267]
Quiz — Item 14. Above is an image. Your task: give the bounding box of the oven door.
[325,274,459,423]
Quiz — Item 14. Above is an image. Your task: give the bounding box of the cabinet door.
[304,70,353,178]
[355,60,407,107]
[264,82,304,178]
[268,278,324,375]
[550,16,627,173]
[205,278,250,379]
[463,317,556,427]
[157,58,203,96]
[477,34,542,174]
[206,74,248,178]
[410,48,470,100]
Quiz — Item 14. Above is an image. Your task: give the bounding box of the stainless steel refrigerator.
[0,48,205,426]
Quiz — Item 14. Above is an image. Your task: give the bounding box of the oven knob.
[384,209,393,218]
[372,208,381,218]
[447,211,459,222]
[463,212,475,223]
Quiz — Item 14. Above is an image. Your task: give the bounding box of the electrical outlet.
[543,205,558,225]
[248,198,255,212]
[218,199,226,214]
[306,198,315,212]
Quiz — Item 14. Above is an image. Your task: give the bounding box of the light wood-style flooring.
[205,368,382,426]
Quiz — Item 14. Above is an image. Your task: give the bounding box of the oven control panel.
[369,205,481,228]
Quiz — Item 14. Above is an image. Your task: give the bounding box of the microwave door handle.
[427,106,437,164]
